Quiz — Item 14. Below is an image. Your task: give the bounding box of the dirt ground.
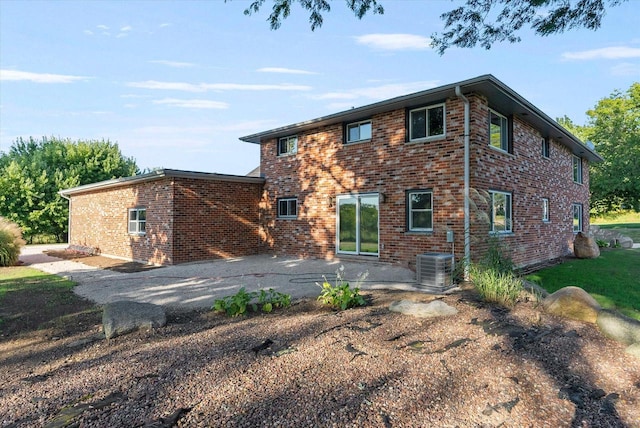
[1,271,639,427]
[44,249,162,273]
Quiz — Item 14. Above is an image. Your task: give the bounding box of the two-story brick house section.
[240,74,602,270]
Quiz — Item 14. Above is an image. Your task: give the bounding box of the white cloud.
[562,46,640,60]
[96,24,109,30]
[127,80,312,92]
[315,81,440,104]
[153,98,229,109]
[257,67,318,75]
[120,25,132,32]
[84,30,94,36]
[150,60,197,68]
[0,69,89,83]
[159,23,172,28]
[611,62,640,76]
[355,33,431,51]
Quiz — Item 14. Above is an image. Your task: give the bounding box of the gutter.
[455,86,471,279]
[59,192,71,246]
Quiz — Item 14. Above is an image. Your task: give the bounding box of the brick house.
[240,74,601,270]
[61,75,600,270]
[60,169,264,265]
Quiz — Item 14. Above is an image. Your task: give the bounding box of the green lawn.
[526,249,640,320]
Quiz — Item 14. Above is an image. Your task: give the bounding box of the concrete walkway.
[18,245,421,310]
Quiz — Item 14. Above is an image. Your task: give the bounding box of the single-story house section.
[60,169,265,265]
[239,74,602,270]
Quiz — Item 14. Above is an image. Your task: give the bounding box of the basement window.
[128,208,146,235]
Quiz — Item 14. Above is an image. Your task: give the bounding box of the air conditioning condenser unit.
[416,252,454,293]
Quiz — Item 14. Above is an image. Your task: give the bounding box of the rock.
[389,299,458,318]
[618,236,634,249]
[102,301,166,340]
[596,309,640,345]
[522,280,549,301]
[573,232,600,259]
[542,286,601,323]
[626,343,640,359]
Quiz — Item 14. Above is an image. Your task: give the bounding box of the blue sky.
[1,0,639,176]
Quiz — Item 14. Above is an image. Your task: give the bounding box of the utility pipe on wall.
[455,86,470,279]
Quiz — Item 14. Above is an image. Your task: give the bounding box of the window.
[489,109,510,152]
[573,203,583,232]
[573,155,582,183]
[346,120,372,143]
[542,137,550,158]
[407,190,433,232]
[278,136,297,156]
[489,191,512,233]
[409,104,445,141]
[277,198,298,218]
[542,198,550,222]
[128,208,146,235]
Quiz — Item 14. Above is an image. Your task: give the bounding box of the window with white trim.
[573,203,583,232]
[278,136,297,156]
[128,208,146,235]
[408,104,445,141]
[407,190,433,232]
[489,109,510,152]
[573,155,582,183]
[542,198,550,222]
[542,137,550,158]
[277,198,298,219]
[346,120,372,143]
[489,191,512,233]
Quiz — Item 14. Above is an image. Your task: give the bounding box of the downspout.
[59,192,71,246]
[455,86,470,279]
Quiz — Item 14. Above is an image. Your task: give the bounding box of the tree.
[584,83,640,213]
[0,137,139,242]
[559,83,640,213]
[241,0,626,53]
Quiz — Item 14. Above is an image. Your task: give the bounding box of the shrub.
[0,217,26,267]
[596,238,609,248]
[317,266,367,310]
[212,287,291,317]
[469,264,523,307]
[481,235,514,274]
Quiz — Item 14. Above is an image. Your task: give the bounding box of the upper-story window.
[489,109,510,153]
[408,104,445,142]
[573,155,583,184]
[278,136,298,156]
[128,207,146,235]
[489,190,512,234]
[346,120,372,143]
[542,137,550,158]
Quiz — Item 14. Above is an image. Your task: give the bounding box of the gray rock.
[522,280,549,301]
[389,299,458,318]
[574,232,600,259]
[626,343,640,359]
[618,236,634,249]
[542,286,601,323]
[596,309,640,345]
[103,301,166,340]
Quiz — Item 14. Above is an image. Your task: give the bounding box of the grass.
[591,211,640,242]
[526,249,640,320]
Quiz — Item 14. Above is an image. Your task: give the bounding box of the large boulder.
[573,232,600,259]
[389,299,458,318]
[596,309,640,345]
[542,286,601,323]
[103,301,166,340]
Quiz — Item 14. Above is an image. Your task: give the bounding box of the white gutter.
[455,86,471,279]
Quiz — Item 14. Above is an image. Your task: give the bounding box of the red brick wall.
[68,178,175,265]
[260,93,591,269]
[68,177,264,265]
[172,178,263,263]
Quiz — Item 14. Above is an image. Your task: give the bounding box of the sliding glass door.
[337,194,379,256]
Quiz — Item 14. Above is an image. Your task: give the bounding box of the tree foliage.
[240,0,625,53]
[559,83,640,213]
[0,137,139,242]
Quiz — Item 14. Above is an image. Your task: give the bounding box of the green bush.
[595,238,609,248]
[0,217,26,267]
[469,264,523,307]
[212,287,291,317]
[317,266,367,310]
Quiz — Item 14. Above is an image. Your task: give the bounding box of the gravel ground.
[2,286,639,428]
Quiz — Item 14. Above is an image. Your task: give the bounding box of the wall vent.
[416,253,454,293]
